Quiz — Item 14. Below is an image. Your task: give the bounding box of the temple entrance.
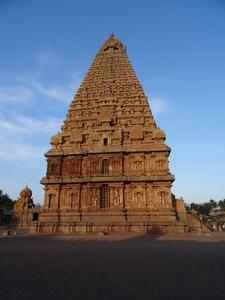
[32,213,39,221]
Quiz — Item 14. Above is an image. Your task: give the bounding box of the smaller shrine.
[14,186,34,210]
[12,186,38,228]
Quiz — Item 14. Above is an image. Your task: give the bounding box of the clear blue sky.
[0,0,225,204]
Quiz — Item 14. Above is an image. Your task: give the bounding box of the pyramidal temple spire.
[12,36,205,234]
[24,35,191,235]
[45,35,166,157]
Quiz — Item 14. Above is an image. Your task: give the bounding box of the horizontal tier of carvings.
[40,175,175,184]
[38,207,175,214]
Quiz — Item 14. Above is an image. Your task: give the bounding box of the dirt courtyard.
[1,229,225,300]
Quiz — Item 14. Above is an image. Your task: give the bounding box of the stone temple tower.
[32,35,188,233]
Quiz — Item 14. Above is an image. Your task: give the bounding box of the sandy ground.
[1,227,225,300]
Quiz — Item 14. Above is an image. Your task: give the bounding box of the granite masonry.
[12,35,210,234]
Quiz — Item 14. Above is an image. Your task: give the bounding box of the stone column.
[77,184,82,209]
[43,186,49,207]
[119,183,124,206]
[55,184,61,210]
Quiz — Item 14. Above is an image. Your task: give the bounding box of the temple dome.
[20,187,32,197]
[100,34,125,52]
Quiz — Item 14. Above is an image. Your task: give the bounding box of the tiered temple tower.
[14,35,188,233]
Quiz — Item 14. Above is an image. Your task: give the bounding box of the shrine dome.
[20,187,32,197]
[100,34,124,52]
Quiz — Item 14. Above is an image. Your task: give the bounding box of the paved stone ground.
[1,228,225,300]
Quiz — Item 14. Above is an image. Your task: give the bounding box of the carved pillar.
[77,184,82,209]
[151,153,156,172]
[140,154,146,174]
[55,184,61,209]
[43,186,49,207]
[86,184,92,206]
[130,185,136,204]
[141,185,147,209]
[95,186,100,208]
[119,183,124,206]
[65,186,72,206]
[56,156,63,176]
[119,154,124,175]
[124,185,128,208]
[46,157,50,176]
[78,156,83,176]
[146,184,151,209]
[152,182,159,206]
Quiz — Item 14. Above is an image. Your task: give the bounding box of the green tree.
[218,199,225,209]
[0,190,16,209]
[190,202,199,211]
[209,199,218,209]
[189,199,218,216]
[197,203,211,215]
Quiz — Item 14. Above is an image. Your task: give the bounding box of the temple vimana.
[12,35,209,233]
